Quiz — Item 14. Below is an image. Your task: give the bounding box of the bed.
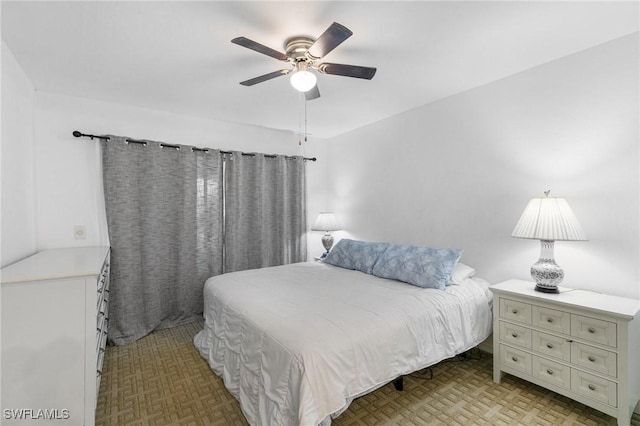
[194,240,493,426]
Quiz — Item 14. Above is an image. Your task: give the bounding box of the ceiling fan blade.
[239,69,290,86]
[305,84,321,101]
[317,63,377,80]
[306,22,353,60]
[231,37,288,61]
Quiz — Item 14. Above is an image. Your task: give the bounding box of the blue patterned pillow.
[371,244,463,290]
[323,239,389,274]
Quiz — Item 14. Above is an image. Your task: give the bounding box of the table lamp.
[511,190,587,293]
[311,212,342,258]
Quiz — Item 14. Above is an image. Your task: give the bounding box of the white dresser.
[491,279,640,426]
[1,246,110,426]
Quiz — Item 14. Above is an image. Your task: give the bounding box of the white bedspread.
[194,261,492,426]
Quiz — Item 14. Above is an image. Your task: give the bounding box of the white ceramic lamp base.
[531,240,563,293]
[320,232,334,258]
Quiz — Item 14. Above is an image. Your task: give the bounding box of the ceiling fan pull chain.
[304,97,308,143]
[298,91,303,146]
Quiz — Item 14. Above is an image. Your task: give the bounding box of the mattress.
[194,261,493,426]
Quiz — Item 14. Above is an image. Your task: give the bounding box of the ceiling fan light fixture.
[290,63,317,92]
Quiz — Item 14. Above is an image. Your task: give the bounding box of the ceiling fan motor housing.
[284,36,315,62]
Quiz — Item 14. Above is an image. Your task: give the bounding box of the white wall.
[1,40,37,267]
[32,92,326,251]
[323,34,640,299]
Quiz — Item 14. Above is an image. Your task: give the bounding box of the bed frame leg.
[393,376,404,391]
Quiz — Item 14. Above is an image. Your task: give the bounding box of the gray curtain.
[102,136,223,345]
[224,152,307,272]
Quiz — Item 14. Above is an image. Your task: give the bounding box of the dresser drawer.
[499,344,532,375]
[571,369,617,407]
[532,305,570,334]
[571,314,617,348]
[97,275,106,293]
[532,356,570,390]
[500,298,531,324]
[97,261,109,289]
[97,310,106,336]
[532,330,570,361]
[571,342,617,377]
[499,321,532,349]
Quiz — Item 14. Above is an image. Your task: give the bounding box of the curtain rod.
[72,130,317,162]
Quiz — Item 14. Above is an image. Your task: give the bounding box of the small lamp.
[511,190,587,293]
[311,212,342,258]
[290,62,317,92]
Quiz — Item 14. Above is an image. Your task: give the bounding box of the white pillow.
[449,262,476,285]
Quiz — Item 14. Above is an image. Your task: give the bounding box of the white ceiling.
[2,1,638,138]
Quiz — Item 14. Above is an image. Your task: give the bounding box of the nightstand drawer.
[571,369,617,407]
[499,321,531,349]
[571,314,617,348]
[532,330,570,361]
[532,305,570,334]
[571,343,617,377]
[499,344,532,375]
[500,298,531,324]
[532,356,570,390]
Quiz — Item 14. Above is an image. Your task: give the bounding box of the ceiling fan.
[232,22,377,101]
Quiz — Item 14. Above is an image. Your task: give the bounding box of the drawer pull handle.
[511,332,518,338]
[547,318,554,323]
[588,384,596,391]
[511,356,518,362]
[546,343,554,349]
[588,356,596,362]
[511,309,518,314]
[546,369,554,375]
[587,327,596,334]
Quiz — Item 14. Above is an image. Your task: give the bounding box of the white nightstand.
[490,279,640,426]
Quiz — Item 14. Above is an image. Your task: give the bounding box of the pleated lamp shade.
[512,196,587,242]
[311,212,342,232]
